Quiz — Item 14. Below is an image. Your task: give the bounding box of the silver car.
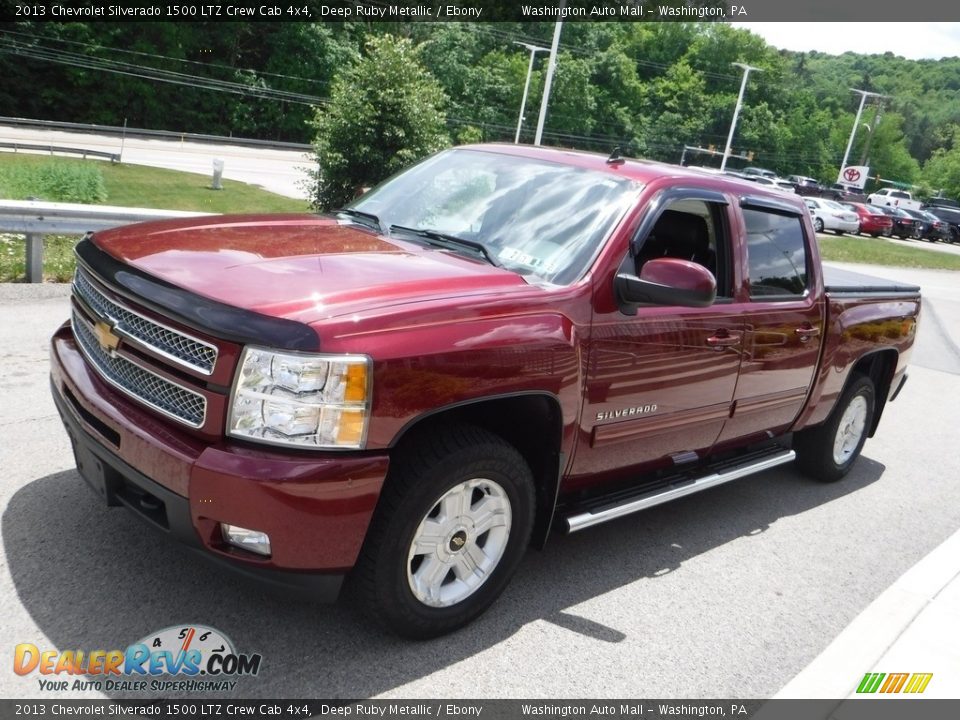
[804,198,860,235]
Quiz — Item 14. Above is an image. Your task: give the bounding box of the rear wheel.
[814,217,824,233]
[352,424,535,639]
[794,374,875,482]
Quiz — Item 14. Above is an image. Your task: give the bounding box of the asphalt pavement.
[1,264,959,701]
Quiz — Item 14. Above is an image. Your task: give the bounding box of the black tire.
[352,424,535,639]
[794,374,875,482]
[814,217,824,233]
[870,233,879,238]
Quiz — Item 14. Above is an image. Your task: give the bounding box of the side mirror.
[615,258,717,311]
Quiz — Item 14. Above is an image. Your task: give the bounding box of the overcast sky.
[732,23,960,60]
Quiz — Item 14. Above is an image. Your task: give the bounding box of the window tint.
[743,208,809,298]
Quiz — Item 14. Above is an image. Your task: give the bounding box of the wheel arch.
[847,348,899,437]
[387,392,566,549]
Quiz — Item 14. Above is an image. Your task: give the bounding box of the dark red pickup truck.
[51,145,920,638]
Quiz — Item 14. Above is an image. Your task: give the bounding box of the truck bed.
[823,265,921,296]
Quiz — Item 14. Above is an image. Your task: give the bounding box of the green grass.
[1,154,311,282]
[817,235,960,270]
[0,153,309,213]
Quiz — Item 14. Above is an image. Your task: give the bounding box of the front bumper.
[50,324,389,600]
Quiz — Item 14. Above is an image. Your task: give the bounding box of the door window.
[743,208,809,298]
[633,198,731,298]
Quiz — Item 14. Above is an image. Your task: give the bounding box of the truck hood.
[92,214,529,322]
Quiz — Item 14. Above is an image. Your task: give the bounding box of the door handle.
[706,332,741,349]
[795,326,821,342]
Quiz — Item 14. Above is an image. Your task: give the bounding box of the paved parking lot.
[1,265,959,699]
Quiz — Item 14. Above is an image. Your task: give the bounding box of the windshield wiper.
[389,224,500,267]
[333,208,386,234]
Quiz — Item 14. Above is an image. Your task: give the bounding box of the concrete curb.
[774,527,960,700]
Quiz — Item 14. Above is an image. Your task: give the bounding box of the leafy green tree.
[308,35,450,211]
[641,61,708,161]
[923,143,960,199]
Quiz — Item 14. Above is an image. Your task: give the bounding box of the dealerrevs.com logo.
[14,625,262,693]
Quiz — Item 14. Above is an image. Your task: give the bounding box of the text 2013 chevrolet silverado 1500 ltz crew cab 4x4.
[50,145,920,638]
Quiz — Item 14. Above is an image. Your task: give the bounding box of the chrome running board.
[563,448,796,533]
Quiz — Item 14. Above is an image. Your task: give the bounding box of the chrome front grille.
[72,310,207,428]
[74,268,218,375]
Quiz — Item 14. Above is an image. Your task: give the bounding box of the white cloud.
[732,23,960,60]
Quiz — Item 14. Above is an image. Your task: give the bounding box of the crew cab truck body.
[867,187,923,212]
[50,145,920,638]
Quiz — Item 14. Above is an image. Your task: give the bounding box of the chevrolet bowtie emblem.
[93,320,121,354]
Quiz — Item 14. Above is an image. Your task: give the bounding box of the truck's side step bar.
[562,447,796,533]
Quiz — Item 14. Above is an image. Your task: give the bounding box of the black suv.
[923,200,960,243]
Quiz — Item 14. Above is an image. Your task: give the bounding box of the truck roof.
[465,144,801,207]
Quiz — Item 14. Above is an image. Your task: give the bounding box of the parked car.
[842,203,893,237]
[829,184,868,203]
[50,145,921,638]
[902,209,952,242]
[922,203,960,243]
[788,176,824,197]
[805,198,860,234]
[744,176,795,194]
[867,188,923,212]
[875,205,916,239]
[925,196,959,210]
[742,166,778,180]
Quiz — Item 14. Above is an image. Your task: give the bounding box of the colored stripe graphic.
[880,673,909,693]
[857,673,885,693]
[856,672,932,694]
[904,673,933,693]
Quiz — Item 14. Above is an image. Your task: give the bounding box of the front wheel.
[794,374,875,482]
[352,425,535,639]
[814,217,824,233]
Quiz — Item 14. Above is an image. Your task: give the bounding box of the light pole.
[840,89,883,174]
[534,5,565,147]
[720,62,761,172]
[514,42,550,144]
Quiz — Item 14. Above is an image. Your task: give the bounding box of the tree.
[923,140,960,199]
[308,35,450,211]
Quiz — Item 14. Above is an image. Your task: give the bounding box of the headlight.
[227,347,371,450]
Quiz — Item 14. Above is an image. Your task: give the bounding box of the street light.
[840,89,885,174]
[513,42,550,144]
[534,8,566,147]
[720,62,762,172]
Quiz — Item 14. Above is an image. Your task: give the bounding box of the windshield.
[350,148,641,285]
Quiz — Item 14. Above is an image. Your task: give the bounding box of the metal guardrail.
[0,199,213,282]
[0,115,312,152]
[0,141,119,162]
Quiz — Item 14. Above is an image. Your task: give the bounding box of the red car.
[843,202,893,237]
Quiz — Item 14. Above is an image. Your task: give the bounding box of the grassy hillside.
[0,154,311,281]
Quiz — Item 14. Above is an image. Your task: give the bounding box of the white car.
[804,198,859,235]
[745,176,796,194]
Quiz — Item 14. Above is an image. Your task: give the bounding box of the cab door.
[569,188,744,483]
[714,196,825,445]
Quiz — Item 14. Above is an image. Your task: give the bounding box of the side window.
[743,208,809,298]
[634,199,731,297]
